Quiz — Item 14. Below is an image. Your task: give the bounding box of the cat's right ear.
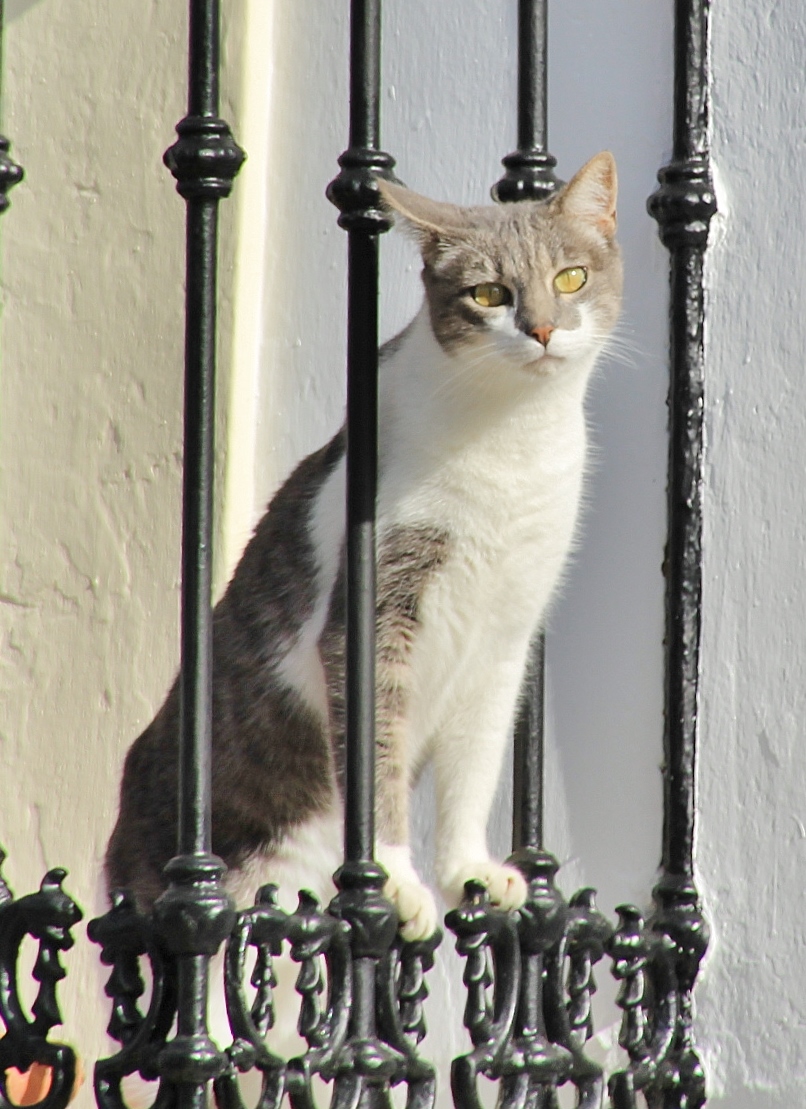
[557,151,618,239]
[377,179,464,261]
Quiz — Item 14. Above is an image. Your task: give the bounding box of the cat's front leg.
[375,715,439,942]
[375,841,439,942]
[371,528,444,940]
[432,655,529,912]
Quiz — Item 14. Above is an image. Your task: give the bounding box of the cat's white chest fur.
[377,308,591,768]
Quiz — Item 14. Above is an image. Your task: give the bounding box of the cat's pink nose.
[531,325,554,347]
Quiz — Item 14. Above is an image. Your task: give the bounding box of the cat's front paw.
[442,860,528,911]
[377,844,440,941]
[386,876,439,942]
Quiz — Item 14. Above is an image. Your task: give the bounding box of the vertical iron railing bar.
[647,0,715,909]
[187,0,218,118]
[349,5,380,152]
[179,196,217,858]
[320,6,433,1109]
[0,0,24,213]
[656,0,714,882]
[338,0,391,867]
[492,0,560,204]
[512,634,544,853]
[496,0,559,868]
[516,0,547,154]
[344,225,380,864]
[623,0,716,1103]
[147,2,245,1106]
[495,0,559,863]
[178,0,220,864]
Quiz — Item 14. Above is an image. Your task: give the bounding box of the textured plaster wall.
[695,1,806,1104]
[0,0,240,1092]
[1,0,803,1106]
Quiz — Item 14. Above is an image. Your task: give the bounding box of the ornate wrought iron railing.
[0,1,715,1107]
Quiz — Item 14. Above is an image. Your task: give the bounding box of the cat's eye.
[553,267,588,294]
[471,282,512,308]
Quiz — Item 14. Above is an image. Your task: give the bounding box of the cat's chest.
[380,403,587,551]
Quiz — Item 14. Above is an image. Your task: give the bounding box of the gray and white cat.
[106,152,622,942]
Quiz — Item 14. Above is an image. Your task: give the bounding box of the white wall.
[696,2,806,1105]
[1,0,803,1106]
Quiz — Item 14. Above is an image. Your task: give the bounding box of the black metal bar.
[179,197,217,858]
[324,6,406,1109]
[0,0,23,214]
[647,0,715,908]
[328,0,396,863]
[649,0,715,881]
[495,1,560,865]
[326,0,393,872]
[516,0,547,152]
[492,0,559,203]
[512,634,545,852]
[645,0,716,1103]
[149,2,244,1106]
[344,230,380,863]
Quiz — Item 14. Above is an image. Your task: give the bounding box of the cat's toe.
[445,861,528,911]
[385,877,439,941]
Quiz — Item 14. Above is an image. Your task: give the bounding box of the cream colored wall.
[0,0,241,1094]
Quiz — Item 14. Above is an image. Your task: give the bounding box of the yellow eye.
[553,267,588,294]
[471,282,512,308]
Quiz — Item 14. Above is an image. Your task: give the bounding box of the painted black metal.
[0,127,21,215]
[213,885,287,1109]
[325,0,394,865]
[638,0,716,1105]
[512,633,545,852]
[89,892,179,1108]
[492,0,560,203]
[0,0,23,216]
[152,0,245,1101]
[0,853,82,1109]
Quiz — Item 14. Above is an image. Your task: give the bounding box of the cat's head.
[378,153,622,378]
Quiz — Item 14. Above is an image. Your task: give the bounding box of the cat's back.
[106,429,348,907]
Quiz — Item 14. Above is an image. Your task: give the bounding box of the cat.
[106,151,622,943]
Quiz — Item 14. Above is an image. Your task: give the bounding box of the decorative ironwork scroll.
[213,885,288,1109]
[0,852,83,1109]
[88,891,177,1109]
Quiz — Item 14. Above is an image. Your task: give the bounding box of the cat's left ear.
[376,178,465,261]
[557,151,618,239]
